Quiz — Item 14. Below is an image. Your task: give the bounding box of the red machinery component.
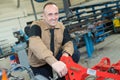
[60,56,120,80]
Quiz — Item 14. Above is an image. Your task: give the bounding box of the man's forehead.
[44,4,58,10]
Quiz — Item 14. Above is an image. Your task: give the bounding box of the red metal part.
[60,56,120,80]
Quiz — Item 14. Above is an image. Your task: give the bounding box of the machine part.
[60,56,120,80]
[108,67,118,74]
[13,42,29,69]
[113,18,120,28]
[85,75,96,80]
[13,29,29,43]
[34,75,49,80]
[0,70,2,79]
[1,64,56,80]
[2,70,8,80]
[13,29,29,68]
[7,64,35,80]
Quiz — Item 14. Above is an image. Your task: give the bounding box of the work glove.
[51,61,67,77]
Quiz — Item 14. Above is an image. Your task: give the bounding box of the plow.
[60,56,120,80]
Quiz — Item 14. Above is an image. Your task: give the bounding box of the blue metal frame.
[83,32,94,57]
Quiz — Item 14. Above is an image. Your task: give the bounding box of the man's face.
[43,4,59,27]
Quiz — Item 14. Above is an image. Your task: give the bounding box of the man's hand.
[51,61,67,77]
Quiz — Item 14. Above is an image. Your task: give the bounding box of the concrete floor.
[0,33,120,79]
[79,33,120,68]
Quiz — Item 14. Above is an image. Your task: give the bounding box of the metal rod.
[17,0,20,8]
[63,0,73,19]
[30,0,38,20]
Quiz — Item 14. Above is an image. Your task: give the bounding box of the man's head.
[43,2,59,27]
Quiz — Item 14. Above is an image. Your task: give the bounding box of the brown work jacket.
[28,20,74,67]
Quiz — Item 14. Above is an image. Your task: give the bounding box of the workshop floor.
[79,33,120,68]
[0,33,120,80]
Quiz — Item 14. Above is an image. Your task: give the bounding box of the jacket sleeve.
[29,25,57,66]
[62,28,74,56]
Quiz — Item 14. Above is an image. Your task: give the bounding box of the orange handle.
[2,70,8,80]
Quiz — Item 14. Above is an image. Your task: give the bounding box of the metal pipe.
[30,0,38,20]
[62,0,73,19]
[17,0,20,8]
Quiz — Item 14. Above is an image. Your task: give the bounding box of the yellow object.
[113,19,120,28]
[2,70,8,80]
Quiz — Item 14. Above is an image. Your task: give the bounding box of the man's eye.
[48,13,53,16]
[48,13,58,16]
[55,13,58,15]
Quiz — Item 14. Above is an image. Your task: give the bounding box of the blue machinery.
[12,29,29,68]
[83,32,94,58]
[72,30,94,58]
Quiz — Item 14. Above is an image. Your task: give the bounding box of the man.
[28,2,74,80]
